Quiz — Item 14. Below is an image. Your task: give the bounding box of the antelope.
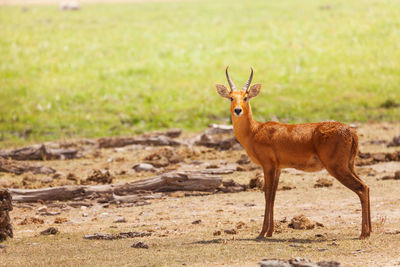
[215,67,371,239]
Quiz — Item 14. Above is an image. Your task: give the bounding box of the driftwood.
[10,172,223,202]
[98,135,182,148]
[142,129,182,139]
[0,189,13,241]
[0,144,79,161]
[0,158,55,175]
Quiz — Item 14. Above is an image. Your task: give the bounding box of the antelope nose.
[234,108,242,115]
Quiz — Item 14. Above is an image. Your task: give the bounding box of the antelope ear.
[215,84,231,99]
[247,83,261,99]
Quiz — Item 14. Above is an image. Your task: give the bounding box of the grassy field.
[1,0,400,146]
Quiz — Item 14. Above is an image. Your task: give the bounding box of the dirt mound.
[83,169,114,184]
[19,217,44,225]
[288,215,317,230]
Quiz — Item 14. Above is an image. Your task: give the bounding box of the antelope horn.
[242,67,254,91]
[225,66,237,91]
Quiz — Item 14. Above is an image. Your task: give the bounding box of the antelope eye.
[230,97,233,102]
[244,97,248,102]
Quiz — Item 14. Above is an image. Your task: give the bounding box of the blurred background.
[1,0,399,146]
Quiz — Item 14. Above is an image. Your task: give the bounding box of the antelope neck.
[231,104,258,145]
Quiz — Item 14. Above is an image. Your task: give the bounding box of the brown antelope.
[215,67,371,239]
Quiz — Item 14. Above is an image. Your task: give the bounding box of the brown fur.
[217,88,371,239]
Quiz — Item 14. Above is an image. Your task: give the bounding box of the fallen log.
[0,144,79,161]
[0,189,13,242]
[10,186,86,202]
[98,135,182,148]
[0,158,55,175]
[114,172,222,194]
[10,171,223,202]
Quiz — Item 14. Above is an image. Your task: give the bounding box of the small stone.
[113,217,127,223]
[236,154,250,165]
[37,206,47,212]
[40,227,59,235]
[0,245,7,249]
[213,230,221,236]
[54,217,68,224]
[314,178,333,188]
[131,241,149,249]
[395,171,400,180]
[132,163,155,172]
[82,213,88,217]
[224,229,237,235]
[192,219,202,224]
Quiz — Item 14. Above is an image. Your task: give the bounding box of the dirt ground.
[1,122,400,266]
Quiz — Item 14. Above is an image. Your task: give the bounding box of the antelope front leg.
[257,167,278,239]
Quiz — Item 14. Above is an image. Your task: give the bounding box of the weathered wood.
[114,172,222,194]
[10,186,87,202]
[0,189,13,242]
[10,172,223,202]
[98,135,182,148]
[0,158,55,175]
[0,144,79,161]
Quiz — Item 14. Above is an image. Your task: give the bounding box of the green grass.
[1,0,400,146]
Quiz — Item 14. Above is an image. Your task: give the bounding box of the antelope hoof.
[359,233,371,240]
[256,233,266,240]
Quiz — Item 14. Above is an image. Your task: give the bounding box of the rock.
[317,261,342,267]
[40,227,59,235]
[37,206,47,212]
[113,217,127,223]
[314,178,333,188]
[213,230,221,236]
[133,163,155,172]
[84,231,151,240]
[39,211,61,216]
[395,171,400,180]
[131,241,149,249]
[259,258,343,267]
[0,244,6,249]
[288,215,315,230]
[192,219,201,224]
[387,135,400,147]
[236,154,250,165]
[54,217,68,224]
[224,229,237,235]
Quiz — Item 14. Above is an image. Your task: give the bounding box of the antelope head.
[216,67,261,117]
